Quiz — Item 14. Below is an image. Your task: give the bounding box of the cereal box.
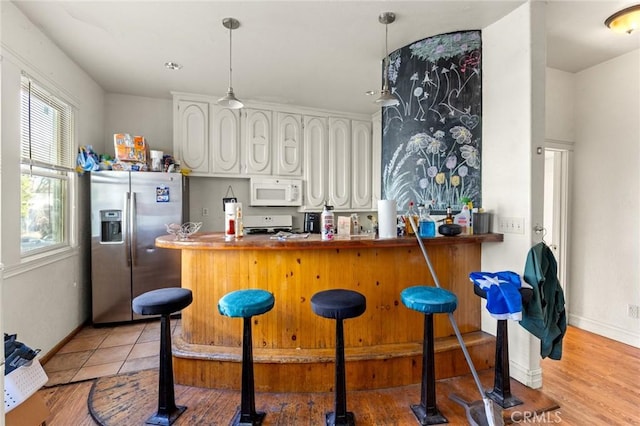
[114,133,148,163]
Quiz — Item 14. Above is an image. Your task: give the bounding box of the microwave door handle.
[124,192,132,267]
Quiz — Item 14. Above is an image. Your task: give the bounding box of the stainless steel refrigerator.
[90,171,188,324]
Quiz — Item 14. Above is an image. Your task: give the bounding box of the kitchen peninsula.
[156,232,503,392]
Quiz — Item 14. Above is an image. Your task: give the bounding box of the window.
[20,75,75,255]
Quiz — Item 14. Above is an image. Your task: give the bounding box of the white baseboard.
[509,360,543,389]
[569,314,640,348]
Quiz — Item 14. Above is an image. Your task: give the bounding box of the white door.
[211,106,241,174]
[303,116,328,209]
[176,100,209,173]
[244,108,272,175]
[544,147,570,305]
[274,112,302,176]
[328,118,351,209]
[351,120,372,209]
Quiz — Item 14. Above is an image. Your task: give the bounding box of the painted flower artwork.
[381,31,482,212]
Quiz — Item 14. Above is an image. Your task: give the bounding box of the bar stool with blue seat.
[132,287,193,426]
[311,289,366,426]
[218,289,275,426]
[401,286,458,425]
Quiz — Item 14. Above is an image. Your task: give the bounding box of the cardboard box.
[6,392,49,426]
[114,133,148,163]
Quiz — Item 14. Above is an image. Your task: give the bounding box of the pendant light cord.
[228,24,233,89]
[383,21,390,90]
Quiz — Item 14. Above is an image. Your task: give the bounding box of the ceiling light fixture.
[218,17,244,109]
[375,12,400,107]
[605,4,640,34]
[164,61,183,70]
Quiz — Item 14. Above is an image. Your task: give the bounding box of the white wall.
[482,1,546,388]
[545,68,575,143]
[571,49,640,347]
[104,93,173,156]
[1,2,104,355]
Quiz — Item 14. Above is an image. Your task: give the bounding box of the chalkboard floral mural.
[382,30,482,213]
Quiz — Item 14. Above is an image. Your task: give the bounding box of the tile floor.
[42,318,180,387]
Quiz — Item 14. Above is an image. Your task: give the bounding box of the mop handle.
[407,215,488,400]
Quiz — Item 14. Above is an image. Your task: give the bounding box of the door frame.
[544,139,573,314]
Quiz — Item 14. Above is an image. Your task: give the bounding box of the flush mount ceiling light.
[375,12,400,107]
[164,61,183,70]
[605,4,640,34]
[218,17,244,109]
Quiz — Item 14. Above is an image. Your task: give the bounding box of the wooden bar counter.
[156,232,503,392]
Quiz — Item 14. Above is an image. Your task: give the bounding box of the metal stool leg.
[410,314,448,425]
[486,320,523,408]
[146,314,186,425]
[326,318,355,426]
[232,316,265,426]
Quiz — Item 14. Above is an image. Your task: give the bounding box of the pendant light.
[375,12,400,107]
[218,17,243,109]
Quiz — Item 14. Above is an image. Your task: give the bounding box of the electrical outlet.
[202,207,209,217]
[498,217,525,234]
[628,304,640,319]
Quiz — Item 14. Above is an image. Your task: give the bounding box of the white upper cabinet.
[243,108,272,175]
[274,112,302,176]
[351,120,372,209]
[328,117,351,210]
[303,116,328,209]
[175,100,209,173]
[211,106,241,174]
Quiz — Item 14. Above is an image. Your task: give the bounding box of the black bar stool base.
[144,405,186,426]
[232,409,266,426]
[486,390,523,409]
[326,411,355,426]
[410,403,448,425]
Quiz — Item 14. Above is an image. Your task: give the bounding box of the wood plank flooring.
[35,326,640,425]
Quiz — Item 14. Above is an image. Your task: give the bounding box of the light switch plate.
[498,217,525,234]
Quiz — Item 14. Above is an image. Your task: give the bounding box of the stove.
[243,215,293,234]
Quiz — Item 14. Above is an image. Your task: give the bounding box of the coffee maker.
[303,212,321,233]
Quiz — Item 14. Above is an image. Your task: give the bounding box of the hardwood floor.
[36,326,640,425]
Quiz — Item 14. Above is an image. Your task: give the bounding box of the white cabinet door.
[243,108,272,175]
[274,112,302,176]
[175,100,209,173]
[303,116,328,209]
[351,120,372,209]
[211,106,241,174]
[328,117,351,210]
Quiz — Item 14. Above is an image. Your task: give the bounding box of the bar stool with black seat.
[218,289,275,426]
[401,286,458,425]
[132,287,193,426]
[311,289,366,426]
[473,284,533,408]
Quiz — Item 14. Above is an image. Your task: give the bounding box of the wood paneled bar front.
[155,232,503,392]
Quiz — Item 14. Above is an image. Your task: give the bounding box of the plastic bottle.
[454,204,471,234]
[321,204,335,241]
[418,204,436,238]
[404,201,419,235]
[235,203,244,239]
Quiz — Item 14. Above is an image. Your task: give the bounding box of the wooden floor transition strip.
[88,368,559,425]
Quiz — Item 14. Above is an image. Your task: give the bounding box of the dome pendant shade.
[218,17,244,109]
[605,4,640,34]
[375,12,399,107]
[218,88,243,109]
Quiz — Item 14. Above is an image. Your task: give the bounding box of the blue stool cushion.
[401,286,457,314]
[218,289,275,318]
[132,288,193,316]
[311,289,366,320]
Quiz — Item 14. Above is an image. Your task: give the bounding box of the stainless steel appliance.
[90,171,188,324]
[243,215,293,234]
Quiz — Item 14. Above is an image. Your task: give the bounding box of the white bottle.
[454,204,471,235]
[321,205,334,241]
[235,203,243,239]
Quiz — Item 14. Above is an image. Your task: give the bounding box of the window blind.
[20,75,74,170]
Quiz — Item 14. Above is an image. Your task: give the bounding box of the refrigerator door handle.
[130,192,138,266]
[124,192,132,267]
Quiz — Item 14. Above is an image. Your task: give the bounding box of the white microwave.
[249,178,303,206]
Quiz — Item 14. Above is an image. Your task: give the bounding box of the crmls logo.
[510,410,563,424]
